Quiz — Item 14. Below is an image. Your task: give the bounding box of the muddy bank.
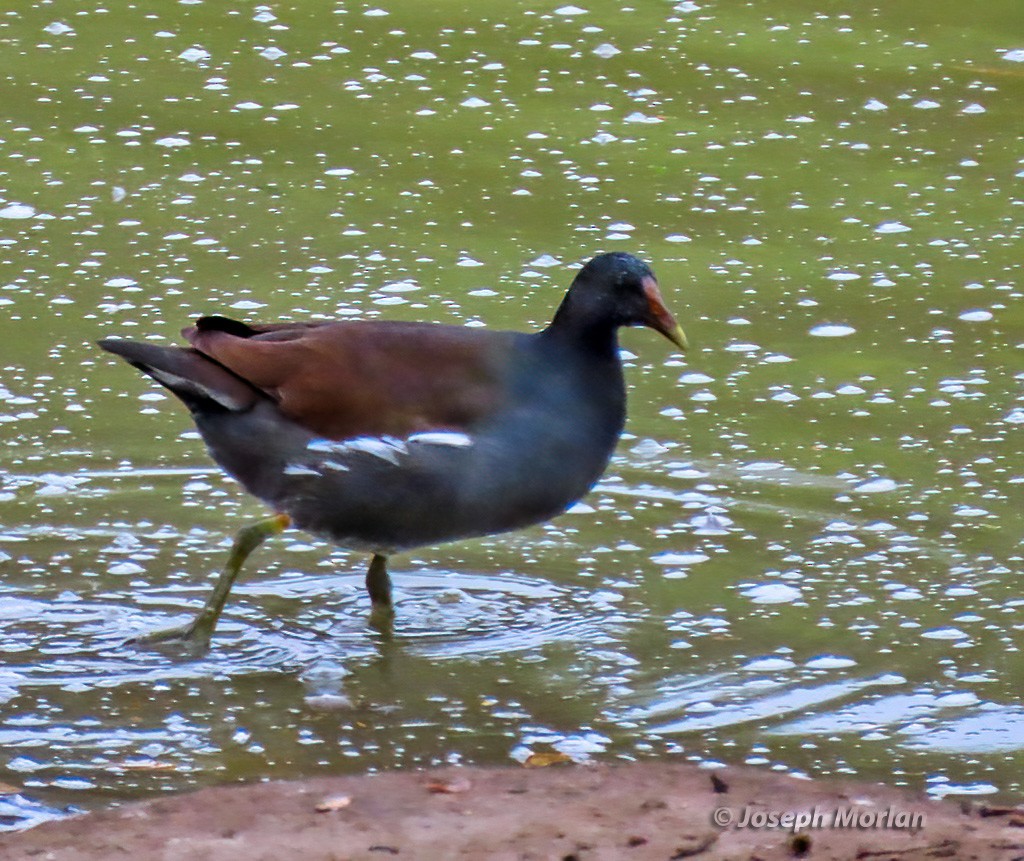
[2,762,1022,860]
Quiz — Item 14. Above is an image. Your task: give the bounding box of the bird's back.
[191,325,628,553]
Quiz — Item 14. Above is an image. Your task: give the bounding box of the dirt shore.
[2,762,1022,861]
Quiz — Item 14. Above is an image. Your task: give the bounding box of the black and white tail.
[97,339,260,414]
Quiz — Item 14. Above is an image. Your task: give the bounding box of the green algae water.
[0,0,1022,827]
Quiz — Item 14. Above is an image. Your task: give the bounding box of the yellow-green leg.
[129,513,291,652]
[366,553,395,631]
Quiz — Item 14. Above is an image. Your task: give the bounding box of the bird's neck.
[543,292,620,361]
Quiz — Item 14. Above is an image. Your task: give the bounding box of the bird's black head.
[550,252,687,351]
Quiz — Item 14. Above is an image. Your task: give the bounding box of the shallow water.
[1,0,1023,828]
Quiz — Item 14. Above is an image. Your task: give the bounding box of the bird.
[98,251,686,650]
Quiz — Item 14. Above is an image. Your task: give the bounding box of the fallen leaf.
[315,794,352,812]
[955,65,1024,79]
[113,760,176,772]
[669,833,718,859]
[790,833,812,857]
[978,805,1024,818]
[523,751,572,768]
[709,773,729,794]
[304,694,354,712]
[426,777,472,794]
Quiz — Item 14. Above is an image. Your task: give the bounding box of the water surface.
[1,0,1023,827]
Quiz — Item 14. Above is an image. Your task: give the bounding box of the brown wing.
[184,319,514,440]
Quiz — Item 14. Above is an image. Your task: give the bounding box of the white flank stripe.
[283,464,321,477]
[409,431,474,448]
[308,436,407,465]
[304,431,473,470]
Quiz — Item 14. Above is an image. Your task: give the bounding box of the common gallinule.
[99,251,686,648]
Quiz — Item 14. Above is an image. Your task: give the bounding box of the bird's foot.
[126,619,212,654]
[368,602,395,635]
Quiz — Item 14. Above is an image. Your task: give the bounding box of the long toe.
[368,602,396,635]
[126,620,213,655]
